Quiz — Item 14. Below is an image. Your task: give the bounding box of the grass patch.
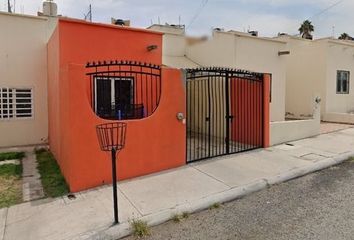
[0,164,22,177]
[131,219,150,238]
[0,164,22,208]
[0,152,25,161]
[35,148,47,154]
[36,150,69,198]
[209,202,221,210]
[348,157,354,163]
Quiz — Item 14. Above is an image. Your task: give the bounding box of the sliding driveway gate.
[186,68,264,163]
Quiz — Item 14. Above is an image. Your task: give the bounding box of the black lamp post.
[96,122,127,224]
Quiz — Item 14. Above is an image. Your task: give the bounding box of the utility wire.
[309,0,345,20]
[291,0,345,36]
[186,0,209,29]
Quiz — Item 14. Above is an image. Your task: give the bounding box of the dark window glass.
[16,93,31,98]
[16,98,31,103]
[337,71,350,94]
[16,104,32,109]
[16,109,32,114]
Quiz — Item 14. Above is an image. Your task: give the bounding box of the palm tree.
[299,20,314,40]
[339,33,352,40]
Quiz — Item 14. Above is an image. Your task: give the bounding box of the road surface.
[124,159,354,240]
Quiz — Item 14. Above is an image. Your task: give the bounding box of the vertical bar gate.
[186,68,264,163]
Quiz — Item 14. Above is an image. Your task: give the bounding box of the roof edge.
[59,17,163,35]
[217,30,287,44]
[0,11,48,21]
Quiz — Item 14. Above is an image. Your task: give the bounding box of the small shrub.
[182,212,190,219]
[0,152,25,161]
[209,202,221,210]
[172,212,191,223]
[131,219,150,238]
[172,214,183,223]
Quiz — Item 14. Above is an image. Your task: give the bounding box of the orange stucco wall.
[59,18,162,66]
[230,78,263,146]
[48,19,185,192]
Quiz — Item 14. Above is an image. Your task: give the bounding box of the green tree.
[299,20,314,39]
[339,33,352,40]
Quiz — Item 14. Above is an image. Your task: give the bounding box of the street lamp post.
[96,122,127,224]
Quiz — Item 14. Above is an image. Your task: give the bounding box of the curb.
[266,151,354,185]
[87,151,354,240]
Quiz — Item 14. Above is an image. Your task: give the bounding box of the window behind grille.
[0,88,33,120]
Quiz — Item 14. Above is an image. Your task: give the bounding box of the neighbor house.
[149,24,321,146]
[279,35,354,124]
[0,11,56,148]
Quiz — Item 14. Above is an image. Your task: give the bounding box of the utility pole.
[89,4,92,22]
[7,0,12,13]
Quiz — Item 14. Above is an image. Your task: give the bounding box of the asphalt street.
[125,159,354,240]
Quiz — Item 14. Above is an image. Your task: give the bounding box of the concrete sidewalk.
[1,128,354,240]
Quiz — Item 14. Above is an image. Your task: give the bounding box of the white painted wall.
[280,37,327,118]
[186,31,288,122]
[0,12,57,147]
[282,36,354,120]
[323,112,354,124]
[148,24,199,68]
[325,40,354,114]
[161,33,186,57]
[270,99,321,146]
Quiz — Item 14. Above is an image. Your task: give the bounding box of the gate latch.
[176,112,185,121]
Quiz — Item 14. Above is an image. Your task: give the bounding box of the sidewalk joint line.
[191,165,232,188]
[117,185,144,217]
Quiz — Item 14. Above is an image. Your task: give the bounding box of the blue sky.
[1,0,353,38]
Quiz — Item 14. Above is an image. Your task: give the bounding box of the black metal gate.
[186,68,264,163]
